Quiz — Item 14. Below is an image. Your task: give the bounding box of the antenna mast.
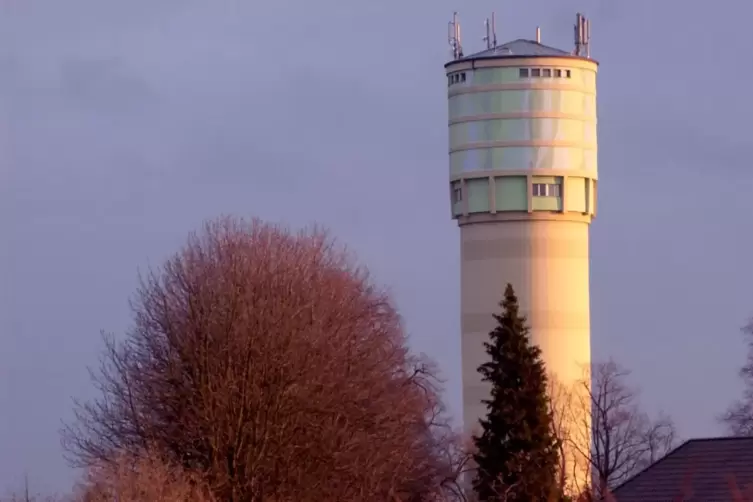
[483,12,498,50]
[585,15,591,57]
[491,12,497,48]
[448,12,463,59]
[574,13,592,57]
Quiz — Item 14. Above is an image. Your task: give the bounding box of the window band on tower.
[532,183,561,197]
[519,67,573,79]
[448,71,468,86]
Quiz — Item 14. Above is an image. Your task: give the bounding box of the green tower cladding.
[445,12,598,492]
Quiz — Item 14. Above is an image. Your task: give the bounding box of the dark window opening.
[532,183,562,197]
[453,186,462,203]
[521,67,573,79]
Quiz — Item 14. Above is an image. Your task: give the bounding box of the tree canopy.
[62,216,462,502]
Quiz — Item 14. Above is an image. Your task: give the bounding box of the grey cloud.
[58,58,157,113]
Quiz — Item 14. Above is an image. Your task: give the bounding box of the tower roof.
[446,38,598,66]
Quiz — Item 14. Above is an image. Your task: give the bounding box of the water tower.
[446,12,598,490]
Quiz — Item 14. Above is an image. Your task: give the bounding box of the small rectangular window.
[461,72,466,82]
[448,75,452,86]
[533,183,562,197]
[542,68,552,78]
[554,69,562,78]
[519,68,529,78]
[453,186,462,203]
[565,70,572,78]
[531,68,541,77]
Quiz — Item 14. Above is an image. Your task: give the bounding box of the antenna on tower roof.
[483,17,491,49]
[448,12,463,59]
[585,16,592,57]
[483,12,498,50]
[574,13,592,57]
[492,12,497,48]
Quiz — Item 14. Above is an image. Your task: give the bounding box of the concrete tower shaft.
[446,32,598,490]
[460,216,591,430]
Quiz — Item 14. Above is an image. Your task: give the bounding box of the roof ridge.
[512,38,568,50]
[684,435,753,443]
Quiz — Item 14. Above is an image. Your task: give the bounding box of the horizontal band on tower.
[457,212,593,225]
[462,311,591,333]
[445,56,600,72]
[450,169,598,181]
[449,112,595,125]
[451,140,597,153]
[462,236,589,260]
[449,82,596,97]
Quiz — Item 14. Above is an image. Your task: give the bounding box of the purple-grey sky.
[2,0,753,494]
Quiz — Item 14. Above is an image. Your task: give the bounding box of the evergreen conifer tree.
[472,283,561,501]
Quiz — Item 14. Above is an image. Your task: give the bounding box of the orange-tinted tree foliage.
[74,450,215,502]
[62,216,463,502]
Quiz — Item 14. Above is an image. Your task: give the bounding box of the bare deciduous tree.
[721,321,753,436]
[551,360,676,499]
[61,216,463,502]
[2,476,62,502]
[74,450,215,502]
[547,376,575,495]
[0,494,61,502]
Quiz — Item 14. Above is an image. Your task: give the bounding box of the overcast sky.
[2,0,753,494]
